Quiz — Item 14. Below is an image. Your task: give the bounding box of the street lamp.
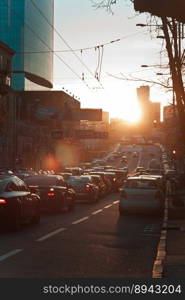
[136,23,163,29]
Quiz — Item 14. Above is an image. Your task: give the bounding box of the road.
[0,144,163,278]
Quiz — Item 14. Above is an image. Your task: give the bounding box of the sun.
[121,102,142,123]
[103,84,142,123]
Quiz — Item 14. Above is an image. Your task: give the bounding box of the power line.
[19,31,144,54]
[1,0,91,90]
[30,0,104,89]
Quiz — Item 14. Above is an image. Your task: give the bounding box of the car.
[89,171,112,194]
[146,169,164,176]
[24,175,75,213]
[121,156,127,163]
[0,175,40,231]
[55,172,72,180]
[64,167,83,176]
[90,174,107,198]
[119,176,164,216]
[135,167,145,173]
[66,175,99,203]
[132,152,139,158]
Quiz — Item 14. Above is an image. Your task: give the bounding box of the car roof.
[127,176,156,181]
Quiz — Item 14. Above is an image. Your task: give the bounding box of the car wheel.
[9,207,21,231]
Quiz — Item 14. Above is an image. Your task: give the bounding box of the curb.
[152,196,168,278]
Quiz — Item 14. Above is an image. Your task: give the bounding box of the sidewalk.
[162,189,185,278]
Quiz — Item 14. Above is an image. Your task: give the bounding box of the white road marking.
[92,209,103,215]
[0,249,23,262]
[113,200,119,204]
[104,204,112,209]
[72,216,89,225]
[37,228,66,242]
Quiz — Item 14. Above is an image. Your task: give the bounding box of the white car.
[119,176,164,216]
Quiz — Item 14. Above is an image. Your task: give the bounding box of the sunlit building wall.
[0,0,54,90]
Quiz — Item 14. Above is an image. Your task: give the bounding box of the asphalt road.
[0,144,163,278]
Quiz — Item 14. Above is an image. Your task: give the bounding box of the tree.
[92,0,185,149]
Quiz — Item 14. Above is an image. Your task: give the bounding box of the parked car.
[0,175,40,231]
[24,175,75,212]
[66,175,99,203]
[119,176,164,216]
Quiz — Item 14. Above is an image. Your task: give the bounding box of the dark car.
[0,175,40,231]
[89,171,111,194]
[105,169,127,189]
[90,174,107,198]
[66,175,99,203]
[24,175,75,213]
[103,171,118,192]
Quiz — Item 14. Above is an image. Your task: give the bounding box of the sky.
[53,0,171,121]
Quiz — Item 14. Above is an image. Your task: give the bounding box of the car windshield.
[25,176,57,186]
[125,179,157,189]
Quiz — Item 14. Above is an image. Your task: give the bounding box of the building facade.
[14,91,81,170]
[0,0,54,90]
[137,85,161,134]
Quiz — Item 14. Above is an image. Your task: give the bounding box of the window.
[5,181,18,192]
[17,179,29,192]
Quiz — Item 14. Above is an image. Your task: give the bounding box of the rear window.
[125,179,157,189]
[25,176,57,186]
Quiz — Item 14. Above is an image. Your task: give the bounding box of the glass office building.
[0,0,54,90]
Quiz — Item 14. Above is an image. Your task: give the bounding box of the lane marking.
[37,228,66,242]
[92,209,103,215]
[0,249,23,262]
[72,216,89,225]
[104,204,112,209]
[113,200,119,204]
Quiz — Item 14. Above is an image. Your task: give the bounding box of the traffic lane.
[140,145,162,169]
[0,198,162,278]
[0,193,118,256]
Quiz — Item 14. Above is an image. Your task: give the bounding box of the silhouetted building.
[137,86,160,134]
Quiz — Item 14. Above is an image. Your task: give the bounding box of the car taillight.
[48,188,55,196]
[0,198,7,204]
[85,184,91,191]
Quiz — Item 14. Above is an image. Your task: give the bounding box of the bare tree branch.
[107,72,173,90]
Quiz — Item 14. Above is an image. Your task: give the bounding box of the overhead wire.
[19,31,147,54]
[1,0,91,90]
[29,0,104,89]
